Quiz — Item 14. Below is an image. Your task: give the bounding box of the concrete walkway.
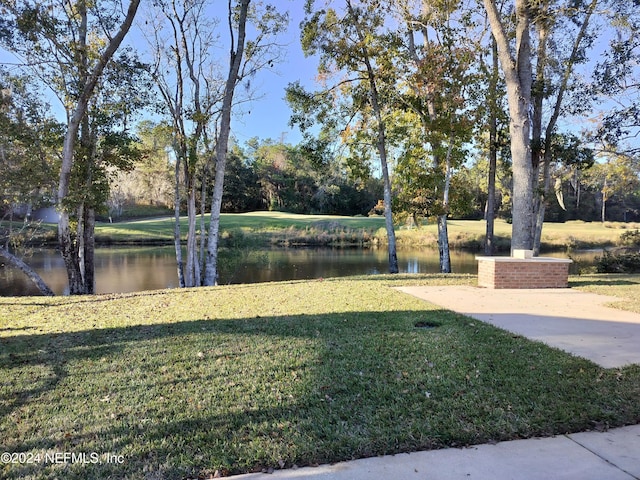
[396,286,640,368]
[234,425,640,479]
[232,286,640,479]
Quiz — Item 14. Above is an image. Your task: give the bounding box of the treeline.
[3,115,640,225]
[462,148,640,224]
[106,128,383,219]
[107,128,640,225]
[1,0,639,295]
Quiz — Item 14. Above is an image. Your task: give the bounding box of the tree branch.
[0,247,54,296]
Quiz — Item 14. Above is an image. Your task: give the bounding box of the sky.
[220,2,319,146]
[1,1,637,153]
[128,0,321,147]
[0,0,320,147]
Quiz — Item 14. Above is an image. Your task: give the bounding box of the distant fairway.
[88,212,626,249]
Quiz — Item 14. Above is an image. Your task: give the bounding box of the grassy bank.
[1,274,639,479]
[8,212,629,250]
[391,219,625,251]
[92,211,384,247]
[90,213,626,251]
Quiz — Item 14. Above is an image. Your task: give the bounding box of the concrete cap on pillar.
[512,249,534,259]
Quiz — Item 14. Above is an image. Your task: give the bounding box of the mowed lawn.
[90,212,627,248]
[92,211,386,243]
[1,274,640,479]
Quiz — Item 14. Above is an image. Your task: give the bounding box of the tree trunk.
[483,0,534,253]
[509,118,535,252]
[380,142,399,274]
[204,0,251,286]
[438,141,454,273]
[348,0,398,274]
[173,155,185,288]
[601,179,607,222]
[56,0,141,294]
[83,206,95,294]
[0,247,54,296]
[78,119,96,294]
[533,152,551,256]
[199,161,209,280]
[531,23,549,257]
[205,161,223,285]
[485,37,499,256]
[58,109,88,295]
[575,169,581,209]
[437,215,451,273]
[185,182,199,287]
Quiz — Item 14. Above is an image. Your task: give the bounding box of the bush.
[618,229,640,247]
[596,251,640,273]
[220,228,249,248]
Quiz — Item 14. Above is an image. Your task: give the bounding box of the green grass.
[571,273,640,313]
[93,212,386,246]
[1,274,639,479]
[392,219,624,251]
[18,211,629,250]
[6,212,631,250]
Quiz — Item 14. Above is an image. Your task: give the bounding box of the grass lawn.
[393,219,626,250]
[89,212,629,250]
[6,211,632,249]
[92,212,386,245]
[1,274,640,479]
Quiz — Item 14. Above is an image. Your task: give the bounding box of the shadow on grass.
[570,278,640,287]
[1,309,639,479]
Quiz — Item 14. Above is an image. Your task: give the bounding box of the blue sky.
[0,1,319,147]
[226,1,318,146]
[2,1,636,153]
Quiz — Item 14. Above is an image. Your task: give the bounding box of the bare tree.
[148,0,224,287]
[203,0,251,285]
[147,0,287,287]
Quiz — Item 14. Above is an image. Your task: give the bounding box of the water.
[0,246,597,296]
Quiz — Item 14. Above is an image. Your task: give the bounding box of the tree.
[483,0,639,252]
[529,0,599,254]
[148,0,225,287]
[482,0,535,253]
[147,0,287,287]
[0,69,61,295]
[222,144,262,212]
[288,0,399,273]
[589,2,640,158]
[583,153,640,222]
[250,140,314,212]
[539,133,595,222]
[203,0,251,285]
[393,0,480,272]
[0,70,61,223]
[107,120,174,217]
[481,36,509,254]
[203,0,288,286]
[0,0,141,294]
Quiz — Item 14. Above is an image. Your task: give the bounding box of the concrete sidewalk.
[232,286,640,479]
[396,286,640,368]
[234,425,640,479]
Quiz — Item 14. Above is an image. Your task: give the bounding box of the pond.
[0,246,600,296]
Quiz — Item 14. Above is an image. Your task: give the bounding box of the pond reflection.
[0,246,596,296]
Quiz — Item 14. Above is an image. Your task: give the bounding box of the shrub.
[618,229,640,247]
[596,251,640,273]
[220,228,248,248]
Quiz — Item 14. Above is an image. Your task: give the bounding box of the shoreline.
[3,214,624,252]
